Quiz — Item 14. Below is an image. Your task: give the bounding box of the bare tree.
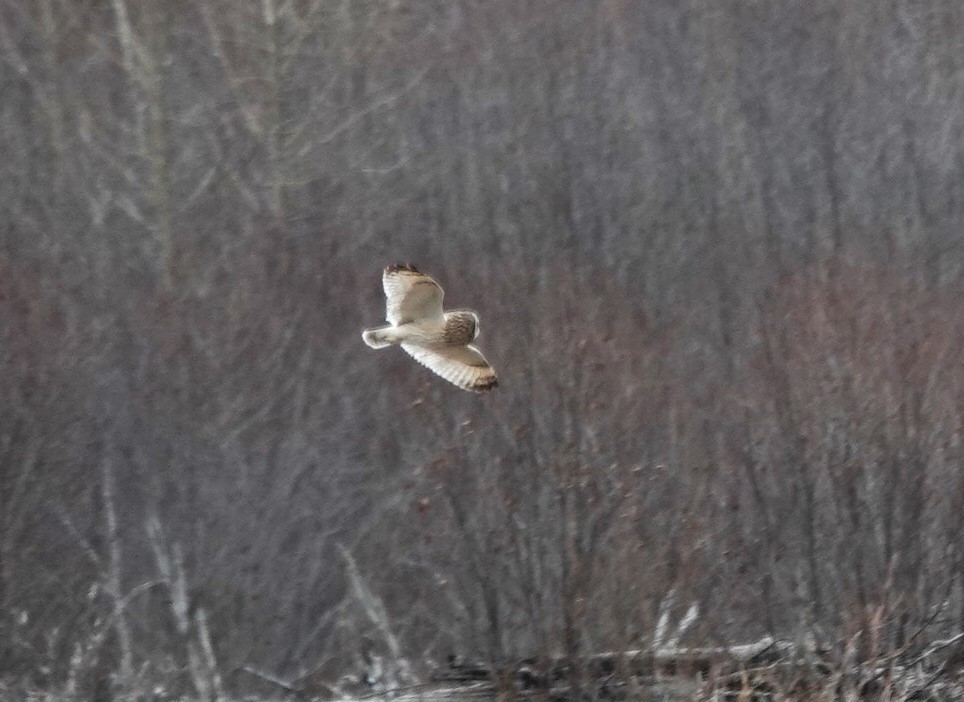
[3,0,964,697]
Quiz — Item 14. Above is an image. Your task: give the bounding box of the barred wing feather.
[401,343,498,393]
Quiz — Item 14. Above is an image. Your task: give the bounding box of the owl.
[362,264,498,392]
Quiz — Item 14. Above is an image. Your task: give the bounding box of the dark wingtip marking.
[473,377,498,392]
[386,263,420,274]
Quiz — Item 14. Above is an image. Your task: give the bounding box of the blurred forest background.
[3,0,964,698]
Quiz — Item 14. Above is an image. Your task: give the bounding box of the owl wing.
[383,264,444,325]
[401,343,498,393]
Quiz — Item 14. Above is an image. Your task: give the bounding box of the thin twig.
[239,665,302,693]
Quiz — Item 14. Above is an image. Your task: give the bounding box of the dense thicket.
[2,1,964,697]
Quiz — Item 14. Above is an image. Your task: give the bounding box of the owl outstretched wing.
[401,343,498,393]
[383,264,444,325]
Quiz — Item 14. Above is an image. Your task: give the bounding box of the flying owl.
[362,264,498,393]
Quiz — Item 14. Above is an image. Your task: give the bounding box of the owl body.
[361,266,497,392]
[361,321,441,348]
[362,312,476,347]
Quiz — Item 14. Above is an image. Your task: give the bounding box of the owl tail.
[362,326,396,349]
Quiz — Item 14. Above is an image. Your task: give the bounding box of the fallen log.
[432,636,796,687]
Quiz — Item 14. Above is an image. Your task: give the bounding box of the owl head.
[445,309,481,343]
